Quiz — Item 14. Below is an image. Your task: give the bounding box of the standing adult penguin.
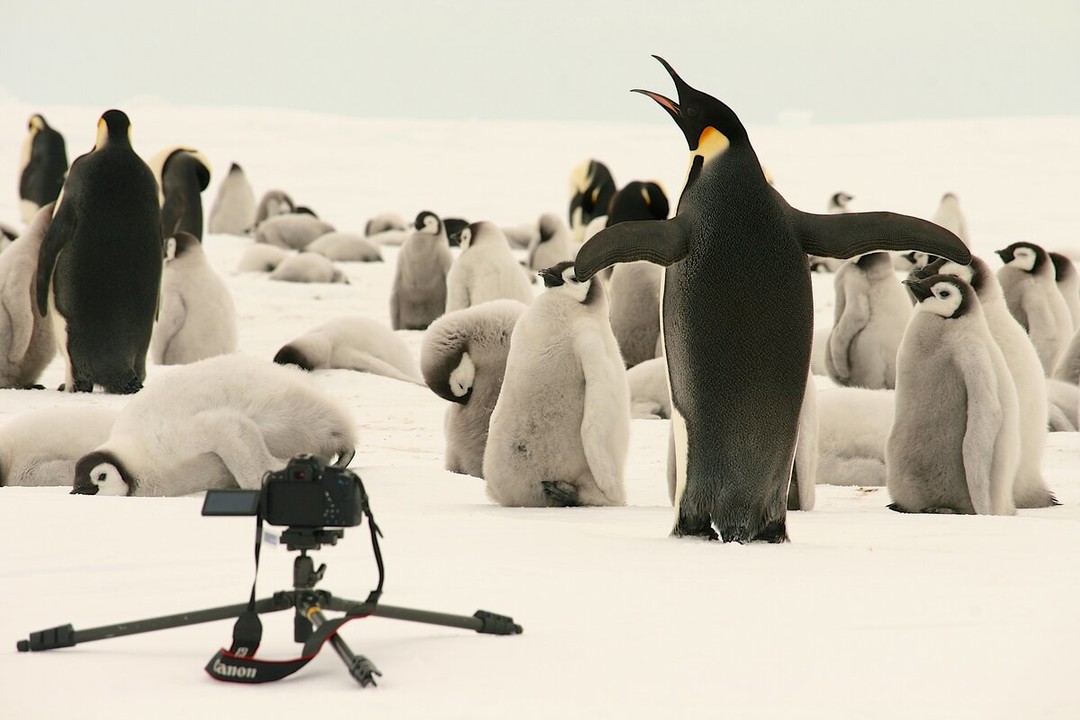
[36,109,162,394]
[996,241,1073,375]
[484,262,629,507]
[573,57,970,541]
[825,252,912,389]
[149,146,212,241]
[568,159,616,241]
[208,162,256,236]
[151,232,238,365]
[389,210,454,330]
[0,203,56,388]
[887,275,1018,515]
[18,114,68,224]
[447,221,533,312]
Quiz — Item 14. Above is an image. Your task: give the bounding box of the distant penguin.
[568,159,616,242]
[932,192,968,242]
[996,241,1073,375]
[607,261,662,368]
[443,218,470,247]
[235,243,291,273]
[825,252,911,389]
[389,210,454,330]
[149,146,212,240]
[18,114,68,224]
[421,299,527,478]
[815,385,894,487]
[447,222,533,312]
[254,189,295,226]
[573,57,969,541]
[0,405,118,487]
[255,213,335,250]
[71,355,357,496]
[274,316,422,384]
[526,213,577,272]
[887,275,1018,515]
[1046,378,1079,432]
[901,251,939,270]
[269,252,349,284]
[305,232,383,262]
[502,221,539,250]
[0,203,56,388]
[607,180,670,225]
[364,212,407,236]
[1049,252,1080,330]
[151,232,238,365]
[626,356,670,419]
[916,255,1057,508]
[484,261,629,507]
[36,109,162,394]
[827,192,853,214]
[208,162,256,236]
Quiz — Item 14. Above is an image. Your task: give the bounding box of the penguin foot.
[106,375,143,395]
[671,514,719,540]
[20,384,46,390]
[541,481,580,507]
[752,519,789,543]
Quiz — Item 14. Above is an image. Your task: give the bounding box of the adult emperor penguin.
[526,213,577,272]
[274,316,423,384]
[916,255,1057,508]
[996,241,1073,375]
[484,261,629,507]
[825,252,911,389]
[568,159,616,241]
[421,299,527,478]
[1049,251,1080,330]
[18,114,68,224]
[36,109,163,394]
[390,210,454,330]
[447,221,534,312]
[887,275,1018,515]
[573,57,971,541]
[151,232,238,365]
[208,162,256,236]
[0,203,56,388]
[149,146,212,240]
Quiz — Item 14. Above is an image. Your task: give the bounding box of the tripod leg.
[321,598,523,635]
[17,595,294,652]
[303,603,381,687]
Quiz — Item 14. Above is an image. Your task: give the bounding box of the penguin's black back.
[161,151,210,240]
[20,126,68,207]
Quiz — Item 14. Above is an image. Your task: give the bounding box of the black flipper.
[574,217,690,282]
[791,209,971,265]
[35,201,77,316]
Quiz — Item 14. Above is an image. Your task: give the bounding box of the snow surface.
[1,103,1080,719]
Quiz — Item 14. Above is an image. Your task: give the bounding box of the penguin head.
[27,114,47,133]
[273,343,315,371]
[633,55,748,164]
[415,210,442,236]
[72,451,135,496]
[904,275,973,319]
[568,159,615,225]
[606,180,670,225]
[996,242,1045,274]
[95,109,133,150]
[829,192,853,210]
[164,232,200,262]
[914,255,995,300]
[1049,252,1075,282]
[456,221,502,251]
[539,260,597,304]
[538,213,565,243]
[229,162,243,174]
[443,218,469,246]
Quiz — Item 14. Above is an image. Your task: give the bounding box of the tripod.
[17,528,522,686]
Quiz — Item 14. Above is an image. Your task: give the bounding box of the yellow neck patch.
[94,118,108,149]
[694,126,729,162]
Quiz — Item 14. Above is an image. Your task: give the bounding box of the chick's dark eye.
[940,291,951,298]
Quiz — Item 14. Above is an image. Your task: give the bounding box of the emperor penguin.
[828,192,853,214]
[887,275,1018,515]
[1,222,18,244]
[255,213,335,250]
[70,355,357,496]
[208,162,256,236]
[1049,251,1080,330]
[568,159,616,242]
[815,385,894,487]
[0,405,118,487]
[389,210,454,330]
[365,212,407,236]
[932,192,968,242]
[151,232,238,365]
[1046,379,1079,432]
[443,218,469,247]
[446,221,533,312]
[235,243,291,273]
[36,109,163,394]
[254,189,295,226]
[0,203,56,388]
[421,299,527,478]
[274,316,423,384]
[915,255,1057,507]
[484,261,629,507]
[306,232,383,262]
[996,241,1073,375]
[149,146,212,240]
[269,252,349,284]
[526,213,578,272]
[573,57,970,541]
[18,114,68,224]
[627,356,670,419]
[824,252,912,390]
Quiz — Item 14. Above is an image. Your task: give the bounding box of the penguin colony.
[0,68,1074,541]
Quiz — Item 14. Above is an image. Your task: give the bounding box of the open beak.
[632,55,706,151]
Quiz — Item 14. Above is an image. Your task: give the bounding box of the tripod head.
[279,527,344,552]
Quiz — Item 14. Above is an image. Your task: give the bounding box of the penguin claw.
[541,480,580,507]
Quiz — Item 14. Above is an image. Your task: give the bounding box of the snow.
[2,103,1080,719]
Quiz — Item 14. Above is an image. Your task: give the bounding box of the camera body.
[202,454,366,528]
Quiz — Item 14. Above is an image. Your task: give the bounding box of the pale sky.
[3,0,1078,126]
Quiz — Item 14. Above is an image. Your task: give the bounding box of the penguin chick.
[1046,378,1078,433]
[269,252,349,284]
[274,316,422,384]
[365,212,407,236]
[447,221,533,312]
[626,356,670,419]
[0,203,56,388]
[526,213,578,272]
[389,210,454,330]
[815,386,894,487]
[996,241,1073,375]
[208,162,256,236]
[255,213,335,250]
[254,189,295,227]
[235,244,292,273]
[932,192,968,242]
[1049,251,1080,331]
[305,232,383,262]
[0,405,119,487]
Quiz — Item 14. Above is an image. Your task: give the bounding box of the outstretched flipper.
[574,217,690,282]
[791,208,971,266]
[35,200,77,316]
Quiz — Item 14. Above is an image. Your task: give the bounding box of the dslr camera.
[203,454,366,528]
